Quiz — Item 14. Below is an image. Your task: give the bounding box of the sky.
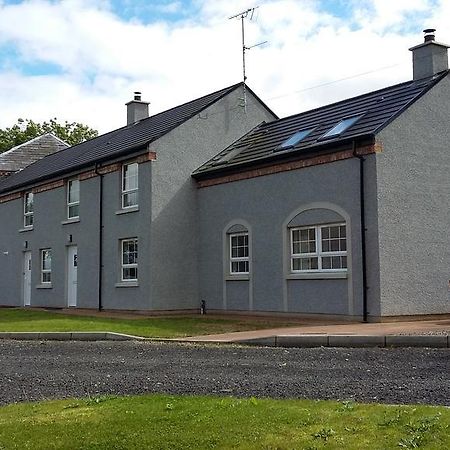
[0,0,449,134]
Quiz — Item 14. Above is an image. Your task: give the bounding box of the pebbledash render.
[1,31,450,321]
[193,30,450,321]
[0,84,277,311]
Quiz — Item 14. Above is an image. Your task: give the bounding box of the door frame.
[23,251,32,307]
[67,245,78,307]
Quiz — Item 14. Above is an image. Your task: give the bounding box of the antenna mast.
[229,6,266,110]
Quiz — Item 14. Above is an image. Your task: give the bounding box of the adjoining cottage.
[0,133,68,178]
[0,30,449,321]
[0,84,276,311]
[193,29,450,321]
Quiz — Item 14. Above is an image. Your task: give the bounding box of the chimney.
[125,91,150,125]
[409,29,449,80]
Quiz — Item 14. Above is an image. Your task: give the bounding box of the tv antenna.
[229,6,267,110]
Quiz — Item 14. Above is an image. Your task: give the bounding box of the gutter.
[353,141,369,323]
[94,163,104,311]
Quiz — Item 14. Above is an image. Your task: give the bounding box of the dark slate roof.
[194,70,449,177]
[0,133,68,173]
[0,82,251,193]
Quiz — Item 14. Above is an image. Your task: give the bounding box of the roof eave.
[192,134,374,180]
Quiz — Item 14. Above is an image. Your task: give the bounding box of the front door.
[67,246,78,307]
[23,251,32,306]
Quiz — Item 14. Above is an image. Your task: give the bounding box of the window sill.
[287,272,347,280]
[19,227,33,233]
[61,218,80,225]
[115,281,139,288]
[36,283,52,289]
[116,206,139,215]
[225,274,250,281]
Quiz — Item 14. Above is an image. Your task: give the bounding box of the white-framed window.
[41,249,52,284]
[67,179,80,219]
[121,238,138,281]
[291,223,347,272]
[24,192,34,228]
[229,232,249,274]
[122,162,138,208]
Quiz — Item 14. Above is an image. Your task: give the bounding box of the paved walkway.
[179,318,450,343]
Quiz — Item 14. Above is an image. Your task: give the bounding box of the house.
[0,133,68,178]
[0,84,276,311]
[0,30,449,321]
[193,29,450,321]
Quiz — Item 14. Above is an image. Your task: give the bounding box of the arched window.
[226,224,249,275]
[287,208,347,274]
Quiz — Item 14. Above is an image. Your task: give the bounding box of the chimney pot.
[423,28,436,42]
[134,91,142,101]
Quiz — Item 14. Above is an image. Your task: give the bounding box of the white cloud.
[0,0,449,134]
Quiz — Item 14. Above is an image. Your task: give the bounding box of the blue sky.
[0,0,449,133]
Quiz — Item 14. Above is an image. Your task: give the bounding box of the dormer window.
[275,129,314,151]
[322,115,362,139]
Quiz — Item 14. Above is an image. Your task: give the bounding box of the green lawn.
[0,308,299,338]
[0,394,448,449]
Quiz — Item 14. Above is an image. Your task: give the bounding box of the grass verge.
[0,308,300,338]
[0,394,448,449]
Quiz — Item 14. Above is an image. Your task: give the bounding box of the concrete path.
[177,318,450,347]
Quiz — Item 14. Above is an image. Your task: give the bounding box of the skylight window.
[275,129,314,151]
[322,115,361,139]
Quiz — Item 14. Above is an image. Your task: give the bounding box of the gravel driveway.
[0,340,448,406]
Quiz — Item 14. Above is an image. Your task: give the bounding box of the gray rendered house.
[193,30,450,321]
[1,31,449,321]
[0,84,276,311]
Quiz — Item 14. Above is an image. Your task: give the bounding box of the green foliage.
[0,118,98,153]
[0,395,448,449]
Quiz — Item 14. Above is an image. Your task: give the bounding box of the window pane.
[25,193,33,213]
[42,251,51,270]
[322,257,332,269]
[340,225,346,238]
[341,239,347,251]
[68,205,79,218]
[42,272,51,283]
[293,257,318,271]
[342,256,347,269]
[330,226,339,238]
[300,229,309,241]
[123,267,137,280]
[231,261,249,273]
[25,215,33,227]
[322,240,330,252]
[123,163,138,191]
[330,239,339,251]
[123,192,138,208]
[68,180,80,203]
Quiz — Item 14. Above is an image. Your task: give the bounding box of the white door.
[23,251,32,306]
[67,246,78,307]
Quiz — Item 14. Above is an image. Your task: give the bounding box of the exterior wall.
[148,86,276,311]
[0,197,23,306]
[198,158,366,317]
[0,86,275,311]
[375,74,450,316]
[0,161,153,310]
[0,178,100,308]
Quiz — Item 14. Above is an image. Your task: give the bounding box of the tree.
[0,118,98,153]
